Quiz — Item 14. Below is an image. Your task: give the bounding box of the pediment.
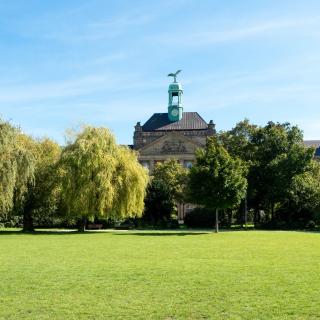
[138,132,204,156]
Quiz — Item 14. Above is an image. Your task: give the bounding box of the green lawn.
[1,230,320,319]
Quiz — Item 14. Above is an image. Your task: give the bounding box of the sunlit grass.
[0,230,319,319]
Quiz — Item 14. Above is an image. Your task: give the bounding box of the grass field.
[1,230,320,319]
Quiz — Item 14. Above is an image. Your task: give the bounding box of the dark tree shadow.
[0,229,209,236]
[0,230,85,236]
[2,229,318,236]
[112,232,208,236]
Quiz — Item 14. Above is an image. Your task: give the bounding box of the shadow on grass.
[0,229,209,236]
[112,232,208,236]
[0,230,83,236]
[1,229,319,236]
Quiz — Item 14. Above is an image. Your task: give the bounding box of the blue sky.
[1,0,320,144]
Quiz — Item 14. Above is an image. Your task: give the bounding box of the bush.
[0,215,23,228]
[115,219,135,230]
[306,220,316,229]
[184,207,216,228]
[142,179,175,226]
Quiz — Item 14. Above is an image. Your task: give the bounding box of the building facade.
[132,74,215,220]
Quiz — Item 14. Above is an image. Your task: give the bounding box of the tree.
[18,138,62,231]
[0,120,36,224]
[143,179,175,226]
[0,120,19,215]
[279,161,320,226]
[152,159,188,203]
[59,126,148,231]
[249,122,314,222]
[188,137,247,232]
[142,159,188,227]
[219,120,315,225]
[218,119,258,163]
[217,119,258,227]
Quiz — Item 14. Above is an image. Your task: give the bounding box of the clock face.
[171,108,179,117]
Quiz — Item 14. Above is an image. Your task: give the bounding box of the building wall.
[133,112,216,220]
[135,131,212,171]
[134,128,215,220]
[133,128,212,150]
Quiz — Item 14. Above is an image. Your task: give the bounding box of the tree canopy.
[59,126,148,230]
[0,120,36,219]
[19,138,62,231]
[152,159,188,203]
[218,120,316,225]
[188,137,248,231]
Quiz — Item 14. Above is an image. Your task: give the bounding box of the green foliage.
[0,120,36,218]
[20,138,62,229]
[219,120,316,223]
[184,207,215,228]
[152,159,188,203]
[250,122,314,212]
[218,119,258,163]
[276,161,320,226]
[112,146,149,219]
[59,126,148,222]
[188,137,248,210]
[0,120,19,214]
[143,179,175,226]
[289,161,320,213]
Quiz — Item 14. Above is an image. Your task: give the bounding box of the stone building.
[133,75,215,171]
[304,140,320,160]
[132,74,215,220]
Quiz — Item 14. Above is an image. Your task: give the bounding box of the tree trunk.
[253,208,259,226]
[215,208,219,233]
[23,211,34,232]
[271,202,275,221]
[78,216,87,232]
[244,196,248,229]
[227,209,232,228]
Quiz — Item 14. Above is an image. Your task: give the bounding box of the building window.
[154,160,164,167]
[141,161,150,170]
[184,161,193,169]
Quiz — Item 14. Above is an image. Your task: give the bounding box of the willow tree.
[18,138,62,231]
[0,120,36,219]
[0,120,18,214]
[59,126,148,231]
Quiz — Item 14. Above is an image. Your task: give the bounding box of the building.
[132,72,215,220]
[133,72,215,171]
[303,140,320,160]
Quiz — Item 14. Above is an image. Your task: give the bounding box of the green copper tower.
[167,70,183,122]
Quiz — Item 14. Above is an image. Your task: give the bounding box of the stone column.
[150,160,155,171]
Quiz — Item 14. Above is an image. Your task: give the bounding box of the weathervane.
[167,69,181,83]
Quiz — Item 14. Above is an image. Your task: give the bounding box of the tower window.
[171,95,179,105]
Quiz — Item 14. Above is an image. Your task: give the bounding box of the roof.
[304,140,320,147]
[142,112,208,131]
[304,140,320,157]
